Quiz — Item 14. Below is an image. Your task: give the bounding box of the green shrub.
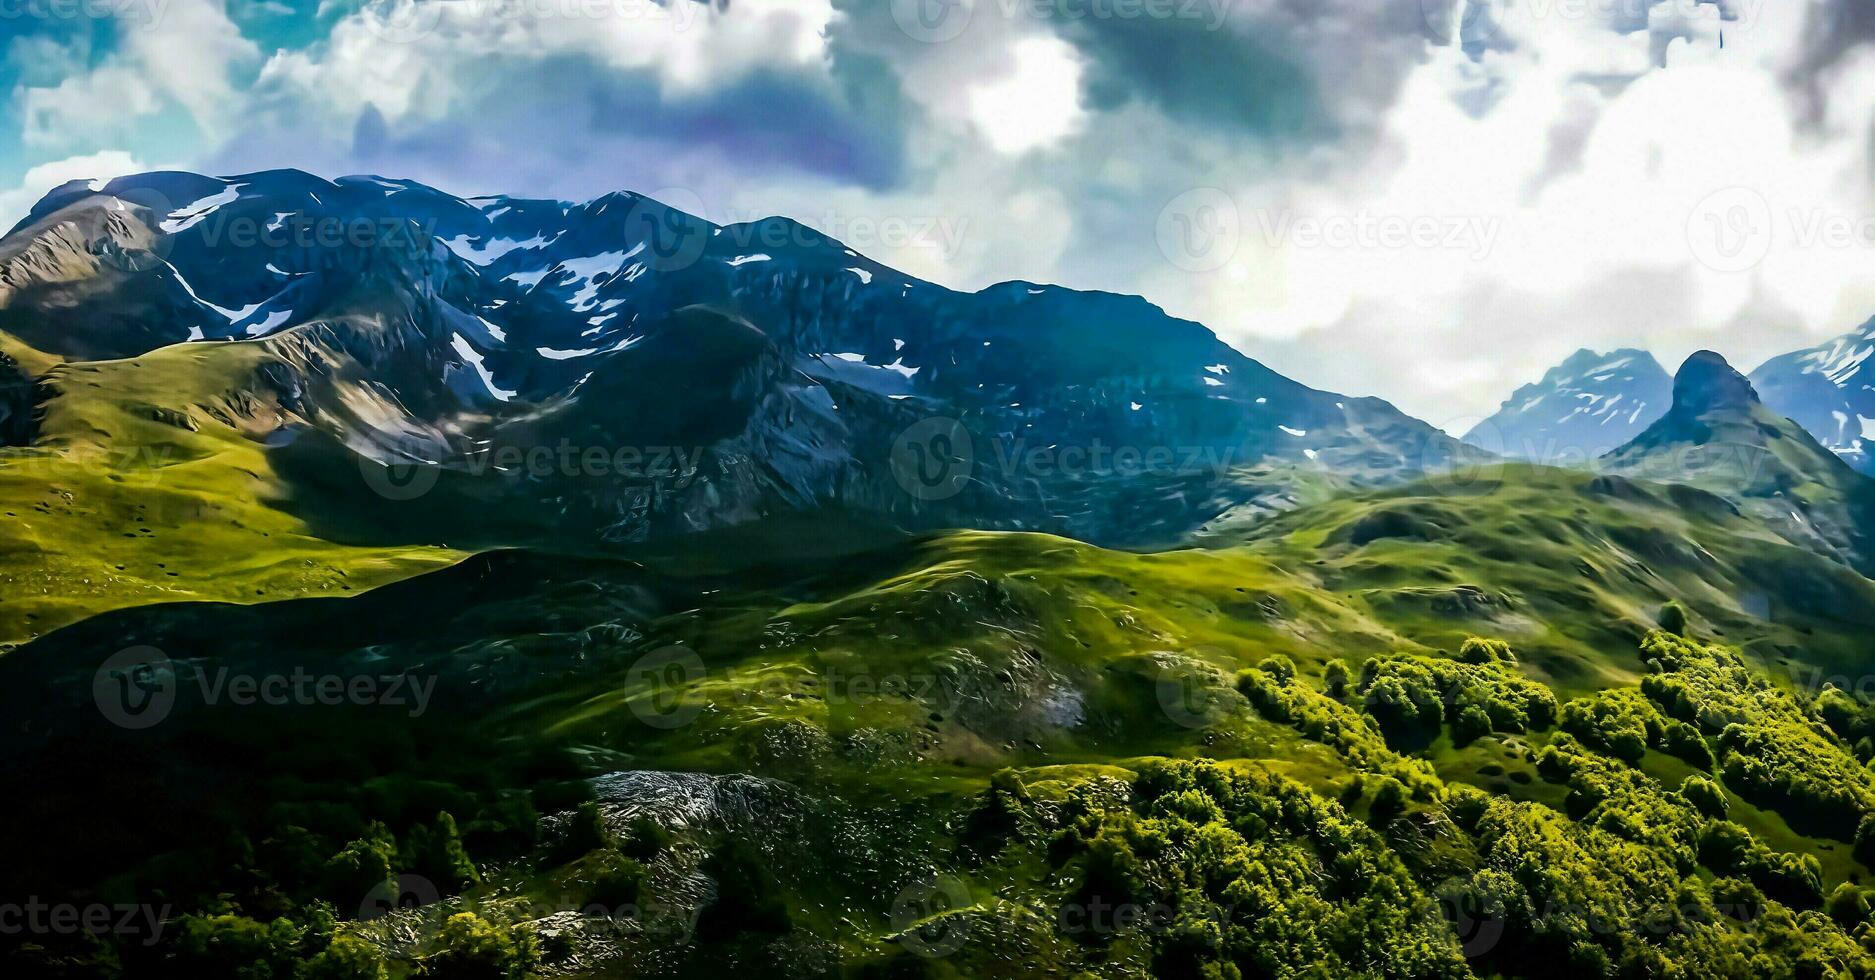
[1659,601,1688,635]
[1256,655,1296,684]
[420,912,539,980]
[617,815,673,863]
[1458,636,1515,665]
[550,801,611,863]
[299,934,388,980]
[322,825,398,910]
[402,812,478,891]
[1679,774,1728,818]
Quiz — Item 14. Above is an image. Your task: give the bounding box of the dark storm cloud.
[1050,0,1453,150]
[215,46,913,203]
[1058,14,1324,139]
[1786,0,1875,124]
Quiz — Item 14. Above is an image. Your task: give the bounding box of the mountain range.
[0,170,1474,565]
[11,172,1875,978]
[1469,323,1875,479]
[1462,347,1672,461]
[1749,316,1875,473]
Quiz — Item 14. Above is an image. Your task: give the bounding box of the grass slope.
[0,330,464,648]
[9,458,1875,976]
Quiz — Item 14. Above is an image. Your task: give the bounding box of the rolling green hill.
[8,191,1875,978]
[0,328,466,648]
[10,451,1875,976]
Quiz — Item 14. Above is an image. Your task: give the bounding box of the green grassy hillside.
[0,330,465,648]
[9,456,1875,977]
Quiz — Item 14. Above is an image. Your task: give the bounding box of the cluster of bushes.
[1046,759,1473,979]
[1237,657,1440,798]
[1216,632,1875,977]
[1353,642,1558,743]
[1446,737,1865,976]
[99,904,539,980]
[1698,821,1826,907]
[1558,689,1712,767]
[1638,631,1875,837]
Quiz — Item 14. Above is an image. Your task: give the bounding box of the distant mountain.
[1749,316,1875,474]
[0,169,1480,552]
[1463,348,1670,461]
[1602,350,1875,573]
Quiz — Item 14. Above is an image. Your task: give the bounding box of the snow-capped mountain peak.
[1463,347,1671,463]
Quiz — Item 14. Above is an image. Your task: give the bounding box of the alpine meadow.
[8,2,1875,979]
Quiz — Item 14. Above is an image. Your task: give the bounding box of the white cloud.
[17,0,259,148]
[255,0,836,130]
[966,36,1086,155]
[1137,2,1875,423]
[12,0,1875,432]
[0,150,151,232]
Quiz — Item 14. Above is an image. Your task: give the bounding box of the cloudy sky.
[2,0,1873,425]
